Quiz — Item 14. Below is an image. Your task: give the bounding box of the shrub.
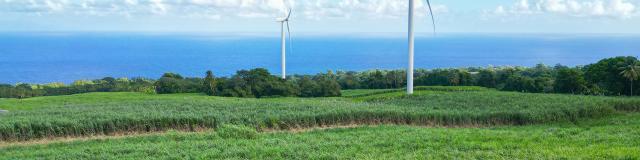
[155,73,203,94]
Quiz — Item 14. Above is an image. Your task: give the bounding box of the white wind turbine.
[277,8,292,79]
[407,0,436,94]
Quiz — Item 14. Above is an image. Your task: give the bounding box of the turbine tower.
[407,0,435,94]
[277,9,292,79]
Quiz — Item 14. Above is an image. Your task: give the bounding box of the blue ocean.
[1,32,639,84]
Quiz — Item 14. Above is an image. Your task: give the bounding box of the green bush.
[155,73,203,94]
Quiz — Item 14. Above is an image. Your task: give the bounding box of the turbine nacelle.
[276,8,292,22]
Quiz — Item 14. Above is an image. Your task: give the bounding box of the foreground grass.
[2,113,639,159]
[0,87,638,141]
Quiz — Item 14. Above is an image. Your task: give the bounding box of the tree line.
[0,78,155,99]
[334,56,640,96]
[156,68,341,98]
[1,56,638,98]
[0,68,341,99]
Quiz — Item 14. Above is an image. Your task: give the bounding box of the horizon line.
[1,31,640,36]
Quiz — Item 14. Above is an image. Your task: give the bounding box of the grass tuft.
[216,125,258,139]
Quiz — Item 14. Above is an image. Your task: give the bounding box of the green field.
[1,113,639,159]
[1,86,639,159]
[0,86,639,141]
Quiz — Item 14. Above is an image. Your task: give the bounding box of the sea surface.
[1,32,639,84]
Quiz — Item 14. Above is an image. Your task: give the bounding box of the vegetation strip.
[2,113,639,159]
[0,123,487,148]
[1,87,639,142]
[0,131,168,148]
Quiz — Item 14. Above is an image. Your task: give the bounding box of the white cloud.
[544,0,568,12]
[494,5,507,14]
[490,0,637,19]
[44,0,66,12]
[302,0,447,20]
[0,0,448,20]
[150,0,167,14]
[125,0,138,6]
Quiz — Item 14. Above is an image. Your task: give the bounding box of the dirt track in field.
[0,123,488,148]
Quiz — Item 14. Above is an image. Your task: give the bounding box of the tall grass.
[3,114,640,159]
[0,87,638,141]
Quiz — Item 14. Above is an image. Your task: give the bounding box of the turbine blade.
[425,0,436,35]
[285,8,292,20]
[286,21,293,55]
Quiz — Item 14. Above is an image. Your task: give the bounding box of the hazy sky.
[0,0,638,33]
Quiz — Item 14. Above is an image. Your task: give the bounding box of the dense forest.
[1,56,638,98]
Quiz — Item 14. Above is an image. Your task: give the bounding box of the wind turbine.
[407,0,435,94]
[277,8,292,79]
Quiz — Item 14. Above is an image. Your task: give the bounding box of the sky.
[0,0,639,34]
